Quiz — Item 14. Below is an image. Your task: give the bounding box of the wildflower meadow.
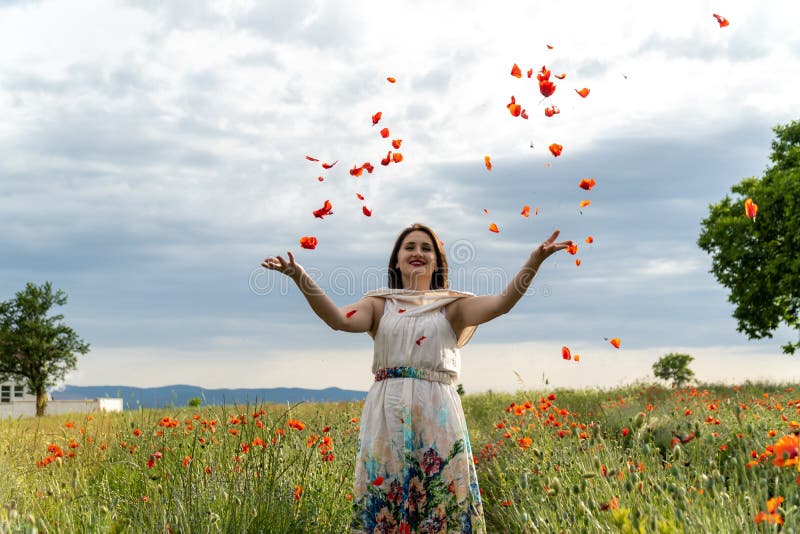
[2,381,799,533]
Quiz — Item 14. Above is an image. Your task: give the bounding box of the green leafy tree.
[652,353,695,388]
[698,119,800,354]
[0,282,90,416]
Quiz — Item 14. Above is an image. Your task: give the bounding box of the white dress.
[350,289,485,534]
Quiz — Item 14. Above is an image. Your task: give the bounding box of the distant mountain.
[55,385,367,410]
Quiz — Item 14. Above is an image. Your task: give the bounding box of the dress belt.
[374,366,456,385]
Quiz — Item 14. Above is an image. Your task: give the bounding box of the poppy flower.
[770,434,800,467]
[416,336,426,346]
[576,88,590,98]
[346,310,357,318]
[544,106,560,117]
[391,139,402,149]
[305,155,319,162]
[489,223,500,233]
[609,338,621,349]
[567,243,578,255]
[510,63,522,78]
[562,346,571,360]
[713,14,729,27]
[549,143,563,157]
[372,111,382,125]
[484,156,492,171]
[387,77,396,83]
[299,236,318,250]
[294,485,302,501]
[380,127,389,138]
[744,198,758,221]
[585,236,594,244]
[362,206,372,217]
[322,160,338,169]
[540,80,556,98]
[356,193,365,200]
[312,200,333,218]
[507,96,522,117]
[521,205,530,218]
[578,178,596,190]
[579,200,591,208]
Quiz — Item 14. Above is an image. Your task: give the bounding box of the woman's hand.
[261,251,304,281]
[531,230,573,265]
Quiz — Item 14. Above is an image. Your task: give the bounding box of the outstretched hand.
[261,251,304,280]
[531,230,573,264]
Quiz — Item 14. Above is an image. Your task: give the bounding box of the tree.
[0,282,90,416]
[698,119,800,354]
[652,353,695,388]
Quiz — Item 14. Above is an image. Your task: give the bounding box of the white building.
[0,379,123,418]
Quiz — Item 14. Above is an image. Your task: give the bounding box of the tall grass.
[2,381,798,532]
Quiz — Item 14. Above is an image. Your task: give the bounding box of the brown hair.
[387,223,449,290]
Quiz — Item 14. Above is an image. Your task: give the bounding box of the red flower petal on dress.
[322,160,338,169]
[579,200,591,208]
[484,155,492,171]
[576,88,590,98]
[299,236,318,250]
[312,200,334,218]
[391,139,402,149]
[416,336,427,345]
[387,77,397,83]
[567,243,578,255]
[305,155,320,162]
[488,223,500,233]
[380,127,390,138]
[578,178,596,190]
[398,308,406,313]
[346,310,357,318]
[609,338,621,349]
[511,63,522,78]
[372,111,382,125]
[562,346,571,360]
[549,143,563,157]
[362,206,372,217]
[521,205,530,218]
[712,14,729,27]
[356,193,365,201]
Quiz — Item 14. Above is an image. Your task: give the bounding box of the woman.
[262,223,571,533]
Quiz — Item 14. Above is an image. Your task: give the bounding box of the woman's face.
[396,230,437,285]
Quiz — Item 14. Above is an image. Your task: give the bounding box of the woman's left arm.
[450,230,572,328]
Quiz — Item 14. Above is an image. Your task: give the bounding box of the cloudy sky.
[2,0,799,393]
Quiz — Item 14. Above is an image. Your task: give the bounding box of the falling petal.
[391,139,402,149]
[521,205,531,218]
[544,106,560,117]
[579,200,591,208]
[567,243,578,255]
[380,127,390,138]
[312,200,334,219]
[322,160,338,169]
[317,176,324,182]
[574,354,580,362]
[744,198,758,221]
[535,207,539,215]
[562,346,571,360]
[381,151,392,166]
[554,73,566,80]
[507,95,522,117]
[362,206,372,217]
[549,143,563,157]
[356,193,365,200]
[299,236,318,250]
[392,152,403,163]
[575,258,581,267]
[511,63,522,78]
[483,208,489,214]
[610,338,621,349]
[578,178,596,191]
[521,109,529,119]
[527,68,533,78]
[387,77,397,83]
[576,88,590,98]
[484,155,492,171]
[305,155,320,162]
[546,44,554,50]
[372,111,382,125]
[488,223,500,233]
[585,236,594,244]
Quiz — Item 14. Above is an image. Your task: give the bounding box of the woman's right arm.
[261,251,375,333]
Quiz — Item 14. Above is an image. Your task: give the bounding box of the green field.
[2,381,798,533]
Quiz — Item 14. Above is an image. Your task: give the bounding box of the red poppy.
[488,223,500,233]
[511,63,522,78]
[537,66,556,97]
[744,198,758,221]
[312,200,333,218]
[299,236,318,250]
[549,143,563,157]
[484,156,492,171]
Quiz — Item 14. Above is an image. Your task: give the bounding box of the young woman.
[262,223,571,533]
